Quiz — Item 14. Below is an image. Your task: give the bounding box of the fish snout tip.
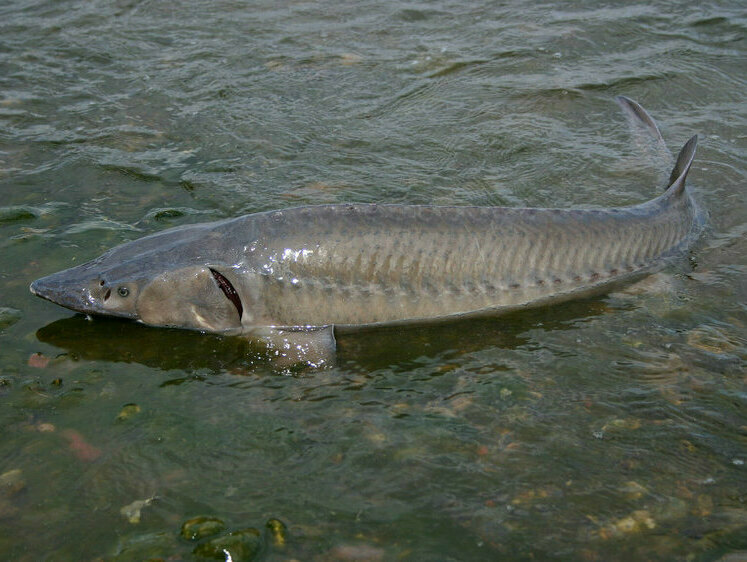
[29,273,90,314]
[29,277,46,297]
[30,276,49,298]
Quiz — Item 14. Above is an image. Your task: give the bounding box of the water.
[1,0,745,560]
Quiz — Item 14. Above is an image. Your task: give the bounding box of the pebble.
[265,518,287,547]
[0,469,25,496]
[116,403,142,421]
[620,481,649,500]
[0,470,25,521]
[120,495,157,524]
[192,528,262,561]
[0,307,22,330]
[27,352,50,368]
[597,510,656,539]
[181,516,227,541]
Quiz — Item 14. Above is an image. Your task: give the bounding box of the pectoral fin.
[248,325,336,369]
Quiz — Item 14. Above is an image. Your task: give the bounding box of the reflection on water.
[36,316,274,374]
[36,297,612,373]
[0,0,745,559]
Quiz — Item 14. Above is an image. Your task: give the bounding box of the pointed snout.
[31,259,141,320]
[30,271,96,315]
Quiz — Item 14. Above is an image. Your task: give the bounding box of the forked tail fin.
[615,95,665,143]
[615,96,673,186]
[666,135,698,197]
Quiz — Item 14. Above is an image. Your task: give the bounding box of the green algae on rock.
[180,516,227,541]
[192,528,263,561]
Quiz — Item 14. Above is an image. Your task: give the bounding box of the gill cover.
[137,266,245,333]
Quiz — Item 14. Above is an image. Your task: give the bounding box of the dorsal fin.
[666,135,698,196]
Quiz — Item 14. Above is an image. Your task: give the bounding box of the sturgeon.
[30,98,704,366]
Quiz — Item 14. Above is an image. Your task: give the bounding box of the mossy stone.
[180,516,226,541]
[116,403,142,421]
[192,528,262,561]
[265,518,287,547]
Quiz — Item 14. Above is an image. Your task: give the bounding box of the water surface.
[1,0,745,560]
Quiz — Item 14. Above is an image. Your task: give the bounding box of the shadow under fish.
[36,296,618,374]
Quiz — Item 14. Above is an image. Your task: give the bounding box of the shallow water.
[1,0,745,560]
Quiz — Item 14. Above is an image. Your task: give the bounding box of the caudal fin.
[615,96,673,185]
[615,95,665,143]
[665,135,698,196]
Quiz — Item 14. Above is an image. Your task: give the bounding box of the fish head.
[135,265,248,333]
[30,228,253,334]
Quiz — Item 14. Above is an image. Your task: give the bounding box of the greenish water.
[1,0,745,560]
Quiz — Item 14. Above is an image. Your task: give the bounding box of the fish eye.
[117,286,130,297]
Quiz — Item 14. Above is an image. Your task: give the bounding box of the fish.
[30,97,704,367]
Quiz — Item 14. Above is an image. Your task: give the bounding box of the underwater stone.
[116,403,142,421]
[0,469,25,497]
[192,528,262,561]
[0,307,22,331]
[180,516,227,541]
[265,518,287,547]
[0,207,38,223]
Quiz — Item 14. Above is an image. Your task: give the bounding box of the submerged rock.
[597,509,656,539]
[120,495,158,524]
[116,403,142,421]
[27,352,50,368]
[0,307,21,331]
[0,206,38,223]
[192,528,262,561]
[180,516,227,541]
[0,469,25,521]
[265,518,287,547]
[0,469,25,497]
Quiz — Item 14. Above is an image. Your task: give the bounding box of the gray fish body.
[219,190,699,329]
[29,98,704,362]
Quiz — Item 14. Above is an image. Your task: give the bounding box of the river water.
[1,0,745,560]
